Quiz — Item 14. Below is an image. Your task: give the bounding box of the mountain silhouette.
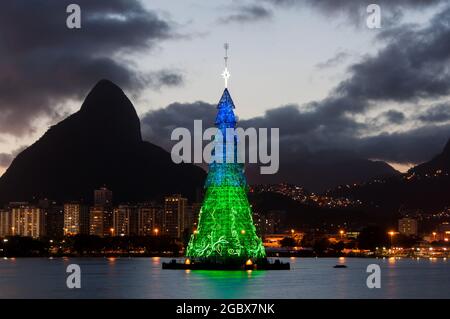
[247,150,399,192]
[411,139,450,175]
[330,138,450,212]
[0,79,205,204]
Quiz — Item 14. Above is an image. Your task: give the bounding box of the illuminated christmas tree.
[186,44,266,262]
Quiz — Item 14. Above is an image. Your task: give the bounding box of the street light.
[110,228,115,237]
[339,230,345,239]
[388,231,396,247]
[432,232,437,241]
[153,228,159,236]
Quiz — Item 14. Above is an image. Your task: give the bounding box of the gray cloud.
[265,0,444,7]
[141,5,450,167]
[142,101,217,150]
[148,70,184,89]
[141,99,450,169]
[315,52,351,69]
[219,4,273,24]
[263,0,445,25]
[356,124,450,163]
[381,110,406,124]
[417,102,450,123]
[0,0,181,136]
[0,154,13,168]
[310,4,450,123]
[0,146,28,169]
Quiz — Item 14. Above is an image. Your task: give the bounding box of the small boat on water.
[333,264,348,268]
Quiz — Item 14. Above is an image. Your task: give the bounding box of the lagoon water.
[0,257,448,298]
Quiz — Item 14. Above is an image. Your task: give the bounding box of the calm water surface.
[0,257,448,298]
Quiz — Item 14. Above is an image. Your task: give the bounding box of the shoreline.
[1,255,448,259]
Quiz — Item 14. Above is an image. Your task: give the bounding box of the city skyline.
[0,188,200,244]
[1,184,449,244]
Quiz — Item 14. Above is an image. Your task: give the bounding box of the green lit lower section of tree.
[186,185,266,260]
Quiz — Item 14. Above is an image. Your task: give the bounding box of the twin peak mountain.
[0,80,205,204]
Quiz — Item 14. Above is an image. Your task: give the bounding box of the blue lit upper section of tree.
[205,88,246,188]
[215,88,236,130]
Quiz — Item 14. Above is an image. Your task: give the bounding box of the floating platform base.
[162,258,290,270]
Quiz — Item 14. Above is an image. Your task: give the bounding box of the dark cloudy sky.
[1,0,450,174]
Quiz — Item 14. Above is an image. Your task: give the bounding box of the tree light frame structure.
[186,88,266,262]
